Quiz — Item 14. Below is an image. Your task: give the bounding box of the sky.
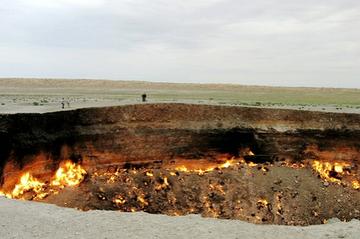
[0,0,359,88]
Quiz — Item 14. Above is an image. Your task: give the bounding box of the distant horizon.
[0,77,359,90]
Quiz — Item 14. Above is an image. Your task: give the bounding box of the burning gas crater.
[0,151,359,225]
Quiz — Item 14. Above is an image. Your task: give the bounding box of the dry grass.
[0,78,359,107]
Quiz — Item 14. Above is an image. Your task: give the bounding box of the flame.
[256,199,270,210]
[248,162,258,167]
[311,160,360,189]
[0,161,87,200]
[281,160,305,169]
[11,172,45,199]
[312,160,350,183]
[163,177,169,186]
[257,199,269,206]
[0,190,10,198]
[352,180,360,190]
[51,161,87,187]
[174,159,239,175]
[209,183,225,195]
[174,165,214,175]
[155,176,170,190]
[113,195,126,205]
[137,195,148,206]
[219,159,237,168]
[334,165,345,173]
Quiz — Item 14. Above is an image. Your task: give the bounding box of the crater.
[0,103,359,226]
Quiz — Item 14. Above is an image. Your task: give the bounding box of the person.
[61,98,65,109]
[67,101,70,108]
[142,93,147,102]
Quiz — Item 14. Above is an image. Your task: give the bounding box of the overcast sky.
[0,0,359,88]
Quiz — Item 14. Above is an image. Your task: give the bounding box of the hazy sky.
[0,0,359,88]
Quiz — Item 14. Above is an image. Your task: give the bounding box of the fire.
[256,199,270,211]
[0,161,86,200]
[209,183,225,195]
[0,190,10,198]
[137,195,148,206]
[353,181,360,190]
[11,172,45,199]
[248,162,258,167]
[312,160,350,183]
[219,159,237,168]
[163,177,169,186]
[257,199,269,206]
[113,195,126,205]
[174,165,214,175]
[51,161,87,187]
[281,160,305,169]
[174,159,239,175]
[155,176,170,191]
[311,160,360,189]
[334,165,345,173]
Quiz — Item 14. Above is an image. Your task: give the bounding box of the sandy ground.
[0,197,359,239]
[0,78,359,114]
[1,96,359,114]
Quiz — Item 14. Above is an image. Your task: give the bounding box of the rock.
[327,218,342,224]
[274,179,282,185]
[291,191,299,198]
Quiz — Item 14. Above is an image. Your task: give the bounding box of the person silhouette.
[142,93,147,102]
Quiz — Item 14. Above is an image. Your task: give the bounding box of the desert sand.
[0,197,359,239]
[0,78,359,114]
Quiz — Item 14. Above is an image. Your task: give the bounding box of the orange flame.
[311,160,359,189]
[312,160,349,183]
[11,172,45,199]
[174,159,239,175]
[113,195,126,205]
[0,161,86,200]
[51,161,87,187]
[257,199,269,206]
[353,180,360,190]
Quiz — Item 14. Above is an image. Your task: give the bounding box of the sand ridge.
[0,197,359,239]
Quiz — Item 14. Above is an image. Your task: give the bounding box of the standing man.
[142,93,147,102]
[61,98,65,109]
